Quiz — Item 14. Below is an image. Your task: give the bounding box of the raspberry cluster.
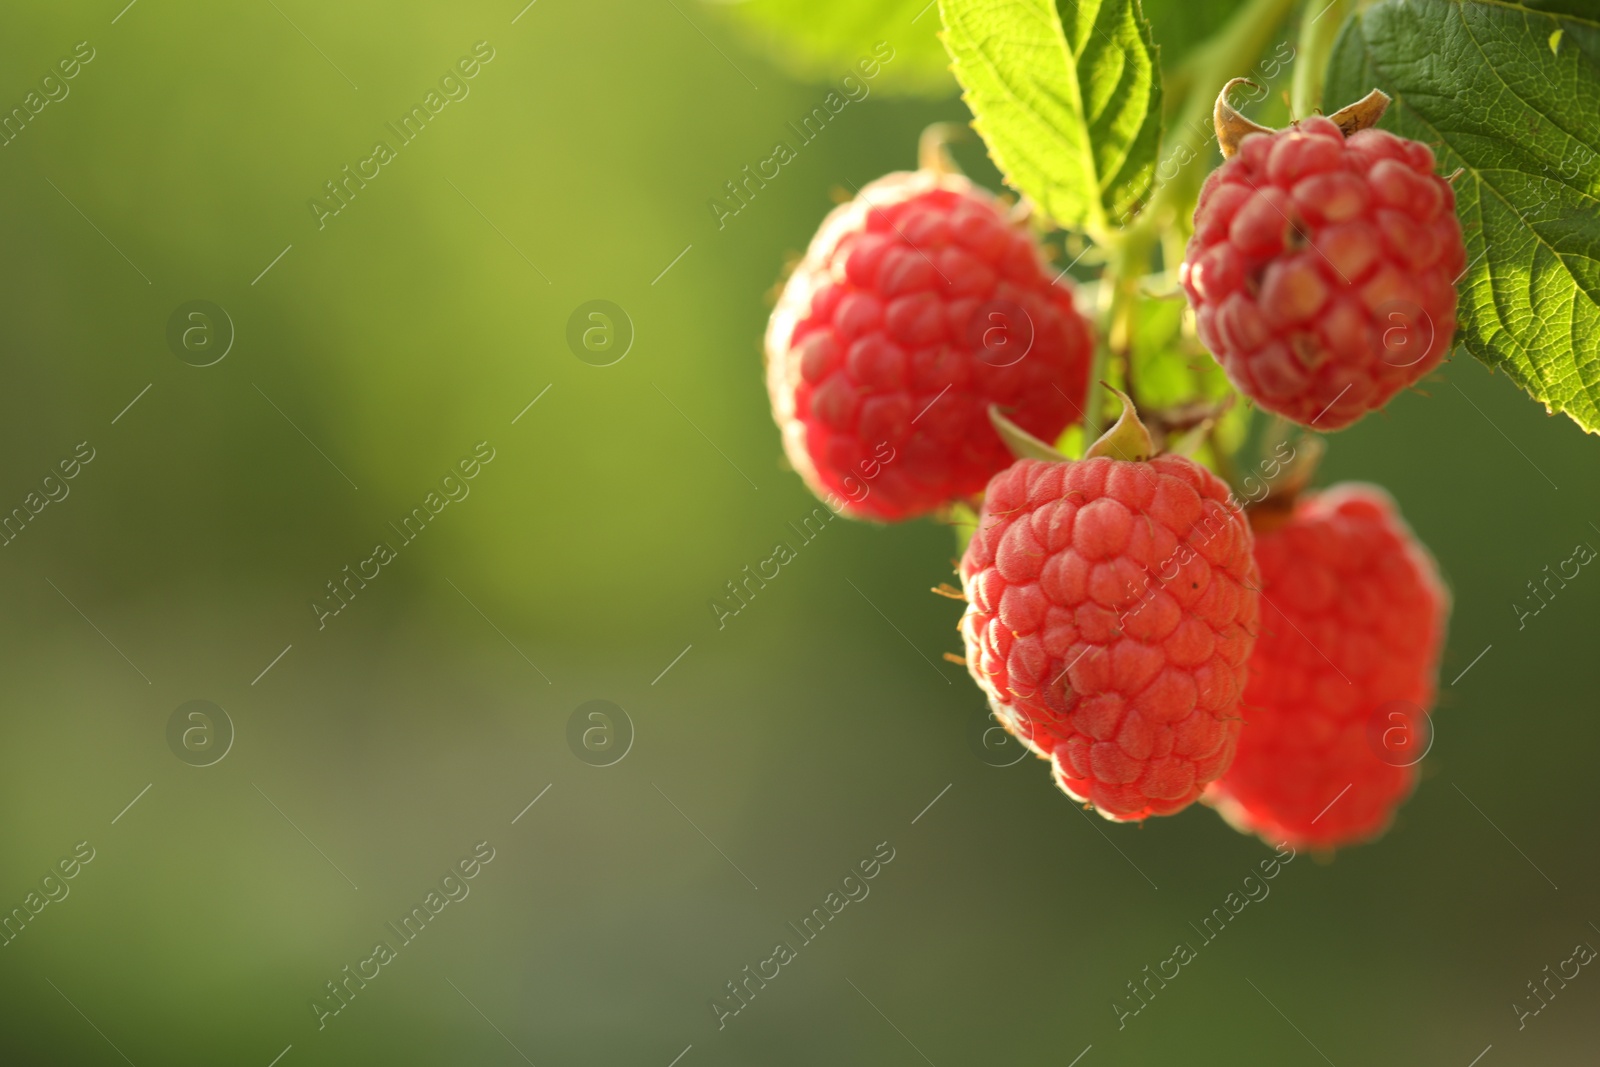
[764,101,1458,844]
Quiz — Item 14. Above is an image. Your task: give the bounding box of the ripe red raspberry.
[959,434,1259,821]
[1180,91,1465,431]
[1204,484,1449,849]
[766,167,1093,520]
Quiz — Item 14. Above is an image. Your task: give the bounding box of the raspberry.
[958,411,1259,821]
[1204,483,1449,849]
[1180,88,1465,431]
[766,165,1093,520]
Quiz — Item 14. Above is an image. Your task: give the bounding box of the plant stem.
[1093,0,1296,405]
[1086,0,1298,445]
[1083,279,1117,438]
[1291,0,1352,118]
[1124,0,1299,250]
[1104,222,1159,413]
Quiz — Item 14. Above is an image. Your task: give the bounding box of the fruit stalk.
[1290,0,1353,119]
[1125,0,1298,248]
[1091,0,1297,437]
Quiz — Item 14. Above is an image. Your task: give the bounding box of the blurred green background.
[1,1,1597,1064]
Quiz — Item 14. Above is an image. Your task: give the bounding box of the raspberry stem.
[1290,0,1353,119]
[917,122,968,176]
[1088,0,1295,477]
[1118,0,1297,249]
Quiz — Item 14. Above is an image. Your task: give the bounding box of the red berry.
[959,454,1259,821]
[766,170,1094,520]
[1204,484,1449,849]
[1180,115,1464,430]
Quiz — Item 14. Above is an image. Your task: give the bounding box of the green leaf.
[712,0,956,97]
[939,0,1163,234]
[1327,0,1600,433]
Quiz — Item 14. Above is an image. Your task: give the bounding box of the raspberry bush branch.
[756,0,1595,846]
